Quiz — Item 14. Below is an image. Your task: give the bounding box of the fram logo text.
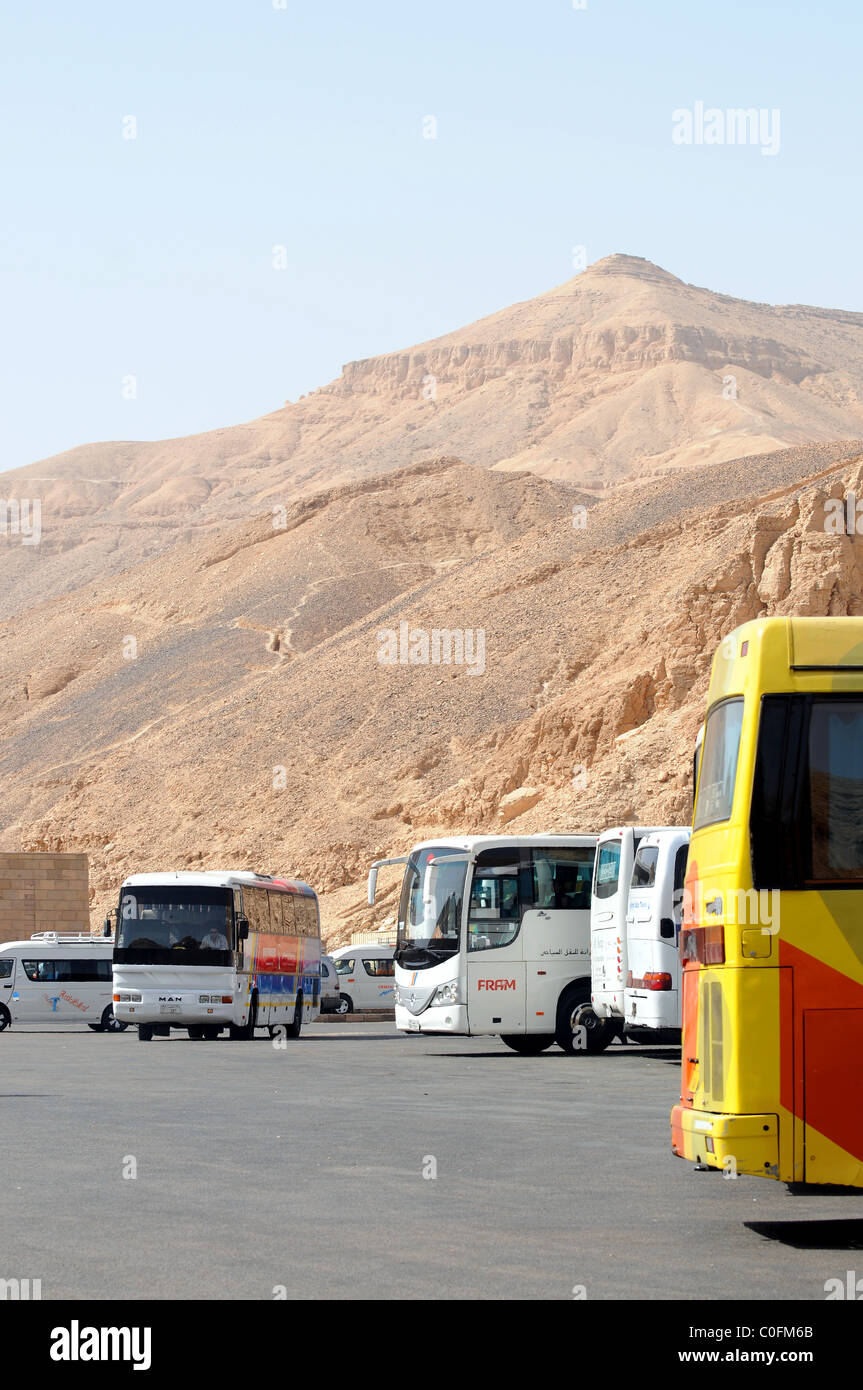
[477,979,516,991]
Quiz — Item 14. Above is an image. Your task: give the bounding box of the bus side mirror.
[367,867,378,906]
[237,918,249,941]
[102,917,112,937]
[659,918,675,939]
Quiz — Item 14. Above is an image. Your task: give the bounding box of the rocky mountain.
[5,255,863,620]
[5,255,863,940]
[3,435,863,942]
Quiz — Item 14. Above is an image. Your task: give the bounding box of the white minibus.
[111,871,321,1041]
[368,834,615,1053]
[624,828,690,1037]
[329,945,395,1013]
[590,825,680,1035]
[0,933,124,1032]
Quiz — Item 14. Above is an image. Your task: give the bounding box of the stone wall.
[0,853,91,945]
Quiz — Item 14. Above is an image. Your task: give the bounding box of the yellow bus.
[671,616,863,1189]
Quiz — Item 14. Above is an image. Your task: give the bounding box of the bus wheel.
[337,994,352,1015]
[138,1024,154,1042]
[102,1007,127,1033]
[500,1034,555,1054]
[286,992,303,1039]
[201,1025,221,1040]
[555,988,615,1055]
[0,1004,11,1031]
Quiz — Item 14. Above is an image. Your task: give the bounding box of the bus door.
[465,850,525,1033]
[591,830,638,1013]
[14,955,58,1021]
[524,847,593,1028]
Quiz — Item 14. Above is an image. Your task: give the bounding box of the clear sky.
[2,0,862,470]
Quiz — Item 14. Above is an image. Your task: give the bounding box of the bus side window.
[22,959,55,982]
[363,958,395,977]
[531,850,592,910]
[0,960,13,978]
[594,842,622,900]
[673,845,689,919]
[467,855,521,951]
[693,698,744,831]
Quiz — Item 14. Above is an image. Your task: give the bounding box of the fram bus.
[672,616,863,1188]
[368,835,617,1053]
[111,871,321,1041]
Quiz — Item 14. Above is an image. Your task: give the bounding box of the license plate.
[407,1018,421,1032]
[159,1003,181,1015]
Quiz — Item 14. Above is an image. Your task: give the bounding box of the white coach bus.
[623,828,690,1038]
[111,871,321,1042]
[0,933,122,1033]
[589,825,681,1036]
[367,835,617,1054]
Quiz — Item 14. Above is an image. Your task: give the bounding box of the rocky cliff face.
[3,438,863,944]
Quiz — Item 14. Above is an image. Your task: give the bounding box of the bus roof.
[0,934,113,952]
[596,825,681,842]
[330,943,394,958]
[707,616,863,707]
[405,834,598,854]
[120,871,316,896]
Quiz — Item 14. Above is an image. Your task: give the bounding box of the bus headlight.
[432,981,462,1007]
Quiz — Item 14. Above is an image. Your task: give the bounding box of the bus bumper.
[115,990,237,1027]
[395,1003,468,1034]
[671,1105,779,1178]
[592,990,623,1020]
[626,990,678,1030]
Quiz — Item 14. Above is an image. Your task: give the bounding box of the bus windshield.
[396,848,467,966]
[115,886,233,966]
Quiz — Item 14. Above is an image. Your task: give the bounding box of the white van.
[319,954,341,1013]
[624,828,690,1038]
[329,944,395,1013]
[0,933,125,1032]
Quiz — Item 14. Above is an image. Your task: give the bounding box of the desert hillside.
[6,255,863,622]
[3,431,863,943]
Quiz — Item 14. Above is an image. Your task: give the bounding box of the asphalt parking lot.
[3,1021,862,1301]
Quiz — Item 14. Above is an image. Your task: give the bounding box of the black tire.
[101,1006,127,1033]
[500,1034,555,1054]
[555,985,616,1055]
[201,1025,221,1040]
[285,992,303,1039]
[0,1004,12,1031]
[88,1022,104,1033]
[138,1024,154,1042]
[337,994,352,1015]
[188,1026,205,1039]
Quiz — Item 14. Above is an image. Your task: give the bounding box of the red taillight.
[644,971,673,991]
[627,972,673,991]
[221,995,233,1004]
